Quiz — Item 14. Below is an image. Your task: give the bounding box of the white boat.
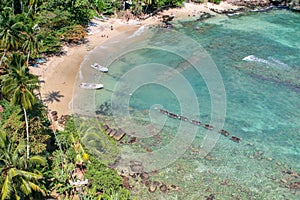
[80,82,103,89]
[91,63,108,72]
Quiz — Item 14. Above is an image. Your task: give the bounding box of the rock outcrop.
[225,0,300,10]
[226,0,271,8]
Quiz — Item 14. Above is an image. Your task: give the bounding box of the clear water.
[73,9,300,199]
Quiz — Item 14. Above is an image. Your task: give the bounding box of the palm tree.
[21,23,40,58]
[1,52,40,159]
[0,129,46,200]
[0,7,24,51]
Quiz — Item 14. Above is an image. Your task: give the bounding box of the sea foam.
[242,55,291,70]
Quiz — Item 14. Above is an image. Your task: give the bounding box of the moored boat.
[80,82,104,89]
[231,136,241,143]
[159,109,169,115]
[91,62,108,72]
[179,116,189,121]
[190,119,201,126]
[218,129,230,136]
[168,112,179,119]
[204,123,214,130]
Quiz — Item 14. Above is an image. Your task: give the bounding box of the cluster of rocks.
[281,169,300,191]
[197,12,213,21]
[121,161,181,194]
[157,15,174,28]
[226,0,300,11]
[226,0,271,7]
[50,111,70,126]
[208,6,245,15]
[95,101,112,116]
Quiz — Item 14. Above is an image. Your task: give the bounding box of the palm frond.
[17,169,43,180]
[28,181,46,196]
[1,172,13,200]
[28,155,47,166]
[20,178,31,196]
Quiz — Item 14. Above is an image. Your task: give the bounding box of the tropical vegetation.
[1,0,298,199]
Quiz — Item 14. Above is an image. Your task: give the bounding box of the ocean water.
[73,9,300,199]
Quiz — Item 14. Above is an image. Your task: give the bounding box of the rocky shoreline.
[158,0,299,27]
[225,0,300,11]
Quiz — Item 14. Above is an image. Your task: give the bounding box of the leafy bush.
[58,24,87,43]
[85,156,130,199]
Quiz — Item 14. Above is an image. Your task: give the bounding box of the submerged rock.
[159,184,168,192]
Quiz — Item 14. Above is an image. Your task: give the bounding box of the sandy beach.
[29,2,240,118]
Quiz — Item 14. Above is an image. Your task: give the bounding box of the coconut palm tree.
[0,129,46,200]
[0,7,24,51]
[1,52,40,159]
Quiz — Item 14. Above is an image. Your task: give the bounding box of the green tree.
[1,52,40,159]
[0,7,25,51]
[0,129,47,200]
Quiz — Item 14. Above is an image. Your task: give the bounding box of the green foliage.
[208,0,222,4]
[76,118,120,165]
[0,129,47,200]
[47,117,130,199]
[58,24,87,43]
[37,32,62,55]
[91,0,115,15]
[1,52,40,110]
[85,156,130,200]
[0,100,51,155]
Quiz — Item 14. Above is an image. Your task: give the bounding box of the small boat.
[159,109,169,115]
[190,119,201,126]
[80,82,103,89]
[218,129,230,136]
[91,63,108,72]
[231,136,241,143]
[204,123,214,130]
[168,112,179,119]
[179,116,188,121]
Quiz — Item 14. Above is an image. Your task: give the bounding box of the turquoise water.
[74,9,300,199]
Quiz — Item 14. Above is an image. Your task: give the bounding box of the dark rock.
[206,194,215,200]
[140,172,150,180]
[127,136,137,144]
[197,12,213,21]
[145,180,151,187]
[122,176,130,189]
[130,164,143,173]
[226,0,271,8]
[153,181,160,186]
[159,184,168,192]
[162,15,174,23]
[57,118,64,124]
[53,116,58,121]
